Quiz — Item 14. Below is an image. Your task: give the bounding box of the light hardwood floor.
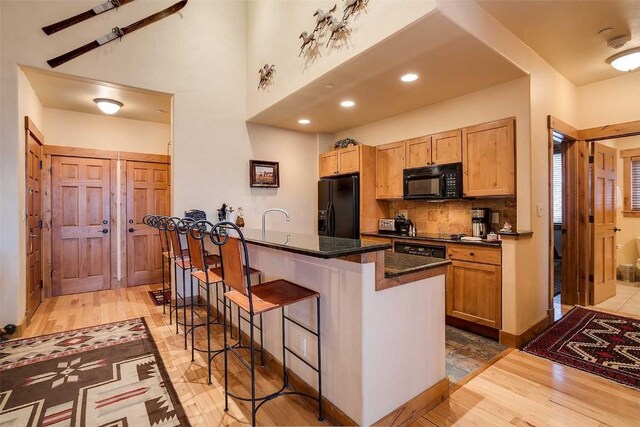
[21,285,640,426]
[22,284,327,427]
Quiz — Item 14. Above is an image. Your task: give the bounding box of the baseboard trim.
[499,314,550,349]
[372,378,449,426]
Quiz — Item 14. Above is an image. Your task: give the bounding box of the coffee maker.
[471,208,492,238]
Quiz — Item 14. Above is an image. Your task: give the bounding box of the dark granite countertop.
[236,228,391,259]
[361,231,502,247]
[384,251,451,278]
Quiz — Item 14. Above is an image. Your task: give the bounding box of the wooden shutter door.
[126,161,170,286]
[51,157,111,296]
[591,143,618,305]
[26,128,43,318]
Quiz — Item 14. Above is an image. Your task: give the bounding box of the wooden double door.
[51,157,169,296]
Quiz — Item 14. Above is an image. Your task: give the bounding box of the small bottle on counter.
[235,207,245,228]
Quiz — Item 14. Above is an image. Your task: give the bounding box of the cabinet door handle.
[469,252,475,256]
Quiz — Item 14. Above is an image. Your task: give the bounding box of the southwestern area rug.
[149,289,171,306]
[524,306,640,389]
[0,318,190,426]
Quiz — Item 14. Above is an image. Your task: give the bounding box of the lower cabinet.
[446,260,502,329]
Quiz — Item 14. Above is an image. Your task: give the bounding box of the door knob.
[614,227,621,232]
[100,229,109,234]
[128,228,135,233]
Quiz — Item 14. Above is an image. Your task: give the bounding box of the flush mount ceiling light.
[298,118,311,125]
[607,47,640,72]
[400,73,419,82]
[93,98,123,114]
[340,100,355,108]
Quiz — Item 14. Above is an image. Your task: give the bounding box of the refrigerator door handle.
[328,202,335,236]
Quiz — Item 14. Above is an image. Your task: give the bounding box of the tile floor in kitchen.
[444,326,506,384]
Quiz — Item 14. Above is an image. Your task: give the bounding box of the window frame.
[621,148,640,217]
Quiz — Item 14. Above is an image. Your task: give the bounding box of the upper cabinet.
[432,130,462,165]
[376,141,405,199]
[319,151,338,177]
[405,136,432,169]
[404,131,462,169]
[319,146,360,177]
[462,118,516,197]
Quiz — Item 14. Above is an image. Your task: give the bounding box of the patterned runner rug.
[0,318,190,426]
[149,289,171,306]
[524,306,640,389]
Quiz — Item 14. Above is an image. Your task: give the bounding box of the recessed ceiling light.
[93,98,123,114]
[298,119,311,125]
[340,100,355,108]
[607,47,640,72]
[400,73,419,83]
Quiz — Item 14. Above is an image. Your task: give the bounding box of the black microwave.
[403,163,463,200]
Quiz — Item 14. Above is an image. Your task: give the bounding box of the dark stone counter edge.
[384,258,451,278]
[361,232,502,247]
[244,238,392,259]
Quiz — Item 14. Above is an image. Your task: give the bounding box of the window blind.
[632,159,640,211]
[553,152,563,223]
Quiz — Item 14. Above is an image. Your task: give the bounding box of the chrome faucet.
[262,208,290,239]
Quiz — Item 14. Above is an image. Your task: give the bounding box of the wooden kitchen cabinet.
[319,151,338,177]
[446,260,502,329]
[446,244,502,329]
[432,130,462,165]
[337,146,360,174]
[462,118,515,197]
[319,146,360,177]
[405,136,432,169]
[376,141,405,199]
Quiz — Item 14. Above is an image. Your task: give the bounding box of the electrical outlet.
[492,212,500,223]
[299,336,307,357]
[536,204,543,217]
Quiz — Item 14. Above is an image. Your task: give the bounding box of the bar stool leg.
[237,305,242,346]
[161,256,166,315]
[281,307,288,387]
[260,314,265,367]
[223,295,229,413]
[183,266,188,350]
[206,285,212,385]
[174,262,179,334]
[250,311,257,427]
[191,275,196,362]
[317,296,324,421]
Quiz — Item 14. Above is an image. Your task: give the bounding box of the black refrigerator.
[318,175,359,239]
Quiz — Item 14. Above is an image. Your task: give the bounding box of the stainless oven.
[403,163,463,200]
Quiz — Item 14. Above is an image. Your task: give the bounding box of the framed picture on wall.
[250,160,280,188]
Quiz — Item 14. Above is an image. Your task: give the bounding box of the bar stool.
[211,222,323,426]
[143,215,172,316]
[185,220,230,384]
[166,217,221,349]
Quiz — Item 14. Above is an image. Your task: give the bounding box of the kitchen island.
[206,228,450,425]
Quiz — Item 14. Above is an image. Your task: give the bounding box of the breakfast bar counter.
[201,229,448,425]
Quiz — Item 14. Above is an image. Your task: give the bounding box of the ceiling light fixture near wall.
[93,98,123,114]
[298,118,311,125]
[340,100,355,108]
[400,73,419,82]
[607,47,640,72]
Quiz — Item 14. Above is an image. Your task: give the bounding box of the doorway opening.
[20,66,174,298]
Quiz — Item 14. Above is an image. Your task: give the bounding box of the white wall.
[576,72,640,129]
[333,76,530,147]
[0,0,319,326]
[43,108,171,154]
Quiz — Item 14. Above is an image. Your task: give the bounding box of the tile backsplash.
[389,198,517,235]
